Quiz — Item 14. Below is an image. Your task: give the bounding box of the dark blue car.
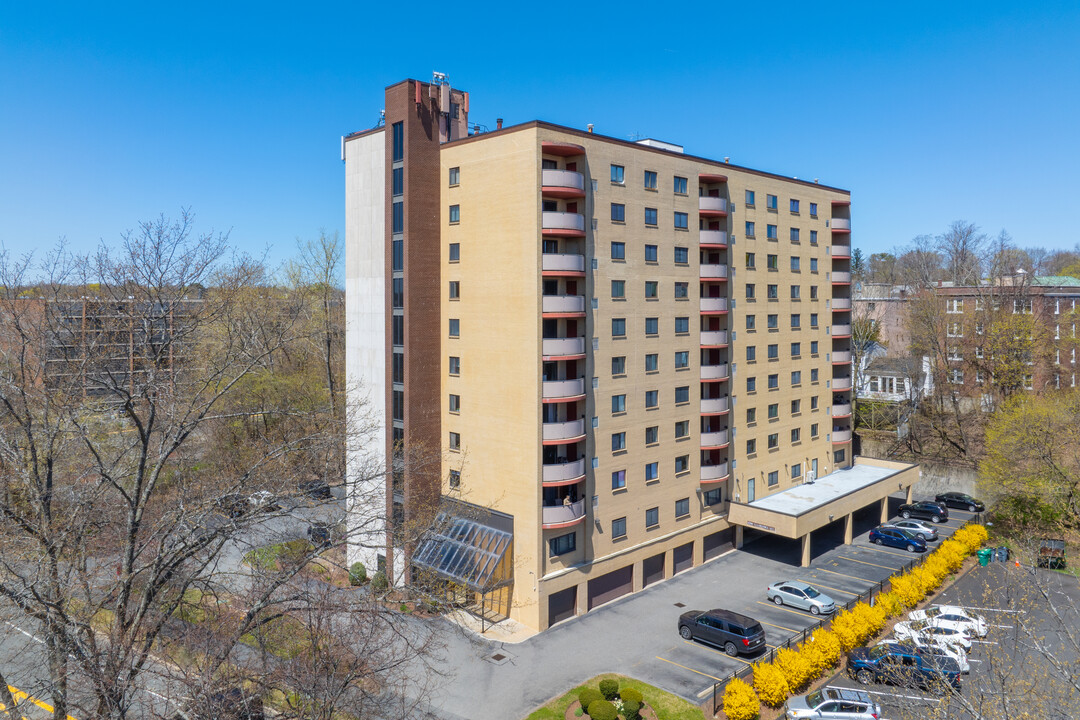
[869,526,927,553]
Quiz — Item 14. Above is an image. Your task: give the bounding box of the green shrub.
[598,678,619,701]
[371,571,388,591]
[622,698,641,720]
[349,562,367,585]
[577,687,602,711]
[619,686,643,705]
[585,699,618,720]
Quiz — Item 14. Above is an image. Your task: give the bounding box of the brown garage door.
[642,552,665,588]
[547,586,577,627]
[703,528,734,561]
[673,542,694,574]
[587,565,633,610]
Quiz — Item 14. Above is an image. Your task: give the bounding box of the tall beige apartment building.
[344,77,918,632]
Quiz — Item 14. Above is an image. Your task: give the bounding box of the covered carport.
[728,457,920,566]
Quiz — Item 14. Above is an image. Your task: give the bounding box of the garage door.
[642,552,665,588]
[587,565,633,610]
[547,586,577,627]
[673,542,694,574]
[703,528,734,561]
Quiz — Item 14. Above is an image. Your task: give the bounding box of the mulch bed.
[564,699,658,720]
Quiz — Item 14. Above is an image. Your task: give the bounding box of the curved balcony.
[541,141,586,157]
[699,196,729,217]
[542,253,586,275]
[542,498,586,529]
[542,458,586,486]
[542,337,585,359]
[700,297,729,314]
[832,403,852,417]
[542,378,586,401]
[831,244,851,258]
[699,173,728,184]
[701,397,730,414]
[542,295,585,316]
[831,350,852,364]
[832,377,853,391]
[542,419,586,444]
[700,230,728,247]
[701,462,730,483]
[700,330,729,347]
[541,169,586,198]
[832,429,853,444]
[831,271,852,284]
[832,199,851,207]
[831,218,851,232]
[832,298,852,311]
[701,430,730,448]
[542,211,586,237]
[831,324,852,337]
[701,364,729,381]
[700,263,729,280]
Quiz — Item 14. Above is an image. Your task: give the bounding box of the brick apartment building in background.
[344,76,918,631]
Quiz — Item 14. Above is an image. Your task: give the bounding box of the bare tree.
[938,221,987,287]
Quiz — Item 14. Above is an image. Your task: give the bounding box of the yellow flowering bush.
[722,677,760,720]
[850,601,887,638]
[874,591,904,619]
[773,646,814,691]
[888,572,924,608]
[951,524,989,553]
[808,628,842,668]
[752,660,790,708]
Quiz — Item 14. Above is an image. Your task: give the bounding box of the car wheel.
[931,515,943,523]
[907,544,916,553]
[773,595,784,606]
[902,511,911,519]
[856,669,874,685]
[725,642,738,657]
[679,625,692,640]
[969,504,977,512]
[875,538,884,545]
[918,533,927,541]
[810,605,821,616]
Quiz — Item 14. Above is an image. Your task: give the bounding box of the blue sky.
[2,1,1079,272]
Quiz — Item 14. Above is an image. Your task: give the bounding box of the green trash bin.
[977,548,992,567]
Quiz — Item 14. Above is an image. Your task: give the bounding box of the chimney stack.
[587,123,594,133]
[496,118,503,130]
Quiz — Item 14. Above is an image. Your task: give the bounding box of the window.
[746,314,756,330]
[392,201,404,233]
[790,227,800,243]
[675,351,690,368]
[391,122,404,161]
[449,469,461,489]
[674,281,689,298]
[834,449,846,464]
[612,432,626,451]
[767,285,778,299]
[747,376,757,392]
[975,346,984,359]
[612,318,626,337]
[645,462,659,481]
[791,428,801,443]
[612,517,627,538]
[767,254,778,270]
[675,497,690,517]
[746,252,756,268]
[449,242,460,262]
[810,313,818,328]
[810,285,818,299]
[449,281,460,299]
[392,167,404,195]
[645,426,659,444]
[611,470,626,490]
[810,257,818,272]
[449,432,461,450]
[1024,373,1034,389]
[674,176,688,194]
[612,356,626,375]
[449,394,461,413]
[645,390,659,408]
[611,242,626,260]
[768,374,779,389]
[645,245,658,262]
[1014,299,1033,314]
[612,394,626,413]
[448,166,460,186]
[747,438,757,454]
[791,370,802,385]
[675,420,690,439]
[946,298,964,313]
[745,221,756,238]
[791,313,801,328]
[810,340,818,355]
[790,198,800,213]
[674,211,689,229]
[449,204,460,223]
[768,344,779,360]
[449,356,461,375]
[449,318,460,337]
[704,487,723,505]
[767,314,778,329]
[747,407,757,423]
[549,532,576,556]
[645,281,659,299]
[611,280,625,298]
[947,346,962,361]
[611,203,626,222]
[645,507,659,527]
[811,422,819,437]
[746,283,756,299]
[768,403,779,419]
[393,238,404,269]
[767,194,778,210]
[947,322,963,337]
[791,399,801,414]
[768,470,779,486]
[645,317,659,335]
[809,202,817,217]
[768,433,779,449]
[674,247,689,264]
[675,317,690,334]
[644,170,657,189]
[745,189,756,206]
[392,277,404,308]
[791,285,801,299]
[645,207,658,226]
[675,385,690,403]
[810,368,819,382]
[791,342,801,357]
[610,164,624,183]
[767,224,778,240]
[950,369,964,384]
[645,353,658,372]
[746,345,757,362]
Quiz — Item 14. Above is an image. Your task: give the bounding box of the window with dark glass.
[448,243,459,262]
[674,176,688,194]
[392,201,404,233]
[392,122,404,161]
[675,456,689,473]
[645,507,659,527]
[674,247,689,264]
[675,497,690,516]
[645,317,659,335]
[448,166,459,186]
[611,242,625,260]
[674,211,688,229]
[392,352,404,384]
[611,470,626,490]
[392,315,404,346]
[549,532,576,556]
[449,204,460,223]
[449,356,460,375]
[645,207,658,226]
[675,317,689,334]
[392,277,404,308]
[392,390,404,421]
[704,487,722,505]
[392,167,404,196]
[612,517,627,538]
[675,385,690,403]
[644,170,657,189]
[449,394,460,413]
[611,203,625,222]
[393,239,404,270]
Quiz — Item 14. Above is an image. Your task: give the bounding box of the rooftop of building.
[1032,275,1080,287]
[746,462,911,517]
[866,356,925,379]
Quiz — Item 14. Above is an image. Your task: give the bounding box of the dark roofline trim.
[343,126,385,143]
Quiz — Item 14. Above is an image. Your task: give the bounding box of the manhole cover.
[486,651,512,666]
[491,653,506,662]
[674,602,686,608]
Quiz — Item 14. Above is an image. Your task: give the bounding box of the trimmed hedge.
[577,687,602,711]
[585,699,617,720]
[349,562,367,586]
[622,698,642,720]
[619,687,643,705]
[598,678,619,701]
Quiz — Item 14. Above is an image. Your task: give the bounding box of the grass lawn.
[525,673,704,720]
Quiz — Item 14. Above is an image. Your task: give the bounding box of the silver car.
[880,519,939,542]
[785,687,881,719]
[766,580,836,615]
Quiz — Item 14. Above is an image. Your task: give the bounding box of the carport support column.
[843,512,853,545]
[905,484,913,503]
[880,497,889,524]
[575,579,588,616]
[734,525,744,549]
[800,533,811,567]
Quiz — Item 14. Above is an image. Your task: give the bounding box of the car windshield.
[804,586,821,599]
[805,690,824,706]
[958,494,974,501]
[868,645,889,659]
[910,620,928,631]
[926,607,942,618]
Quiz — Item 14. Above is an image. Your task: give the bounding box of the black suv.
[847,644,961,691]
[678,609,766,657]
[897,501,948,523]
[934,492,985,512]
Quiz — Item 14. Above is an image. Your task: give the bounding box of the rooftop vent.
[636,138,683,154]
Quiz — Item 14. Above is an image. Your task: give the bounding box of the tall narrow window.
[392,122,404,161]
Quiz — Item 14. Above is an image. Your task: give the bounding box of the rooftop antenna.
[432,71,449,85]
[377,109,385,127]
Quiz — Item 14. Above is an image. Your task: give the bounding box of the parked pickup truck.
[1038,538,1067,569]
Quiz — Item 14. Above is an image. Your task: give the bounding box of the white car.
[894,619,972,651]
[878,637,970,673]
[909,605,988,638]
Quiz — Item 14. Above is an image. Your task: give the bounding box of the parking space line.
[970,639,998,645]
[755,600,817,620]
[815,566,874,582]
[758,619,800,633]
[654,655,727,681]
[798,578,858,596]
[836,555,903,571]
[989,624,1014,629]
[861,544,924,559]
[681,640,753,665]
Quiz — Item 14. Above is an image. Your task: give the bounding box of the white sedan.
[878,637,970,673]
[894,619,972,651]
[909,605,988,638]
